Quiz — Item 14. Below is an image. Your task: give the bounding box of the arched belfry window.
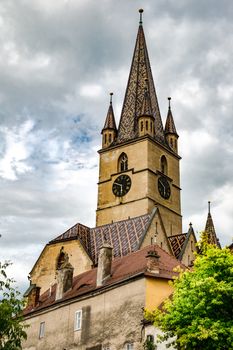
[161,155,168,175]
[118,153,128,172]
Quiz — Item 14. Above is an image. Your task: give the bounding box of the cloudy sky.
[0,0,233,292]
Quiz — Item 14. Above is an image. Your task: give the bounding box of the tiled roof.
[139,86,153,117]
[116,23,165,144]
[165,107,178,136]
[50,214,152,264]
[102,102,117,132]
[24,244,186,316]
[168,233,187,259]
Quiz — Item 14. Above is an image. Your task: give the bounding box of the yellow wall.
[97,136,182,235]
[30,240,93,294]
[145,277,173,311]
[140,211,172,255]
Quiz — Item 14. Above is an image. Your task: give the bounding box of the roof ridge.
[168,233,187,238]
[92,213,150,229]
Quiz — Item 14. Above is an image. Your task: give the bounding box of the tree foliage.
[146,246,233,349]
[0,261,27,350]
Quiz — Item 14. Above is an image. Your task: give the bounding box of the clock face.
[158,176,171,199]
[112,174,131,197]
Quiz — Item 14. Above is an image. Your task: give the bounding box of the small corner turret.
[165,97,179,153]
[138,79,155,137]
[101,92,117,149]
[204,201,221,248]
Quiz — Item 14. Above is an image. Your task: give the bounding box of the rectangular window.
[39,322,45,339]
[74,310,82,331]
[126,343,133,350]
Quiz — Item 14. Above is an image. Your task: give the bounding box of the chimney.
[97,241,113,287]
[24,284,41,308]
[146,250,160,274]
[55,261,74,301]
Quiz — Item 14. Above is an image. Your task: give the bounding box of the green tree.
[0,261,27,349]
[146,246,233,349]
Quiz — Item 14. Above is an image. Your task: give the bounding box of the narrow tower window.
[104,134,107,144]
[118,153,128,172]
[146,120,148,131]
[141,121,143,132]
[109,134,112,143]
[170,138,173,148]
[161,155,168,175]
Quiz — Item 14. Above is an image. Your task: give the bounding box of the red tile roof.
[50,214,152,264]
[24,244,186,316]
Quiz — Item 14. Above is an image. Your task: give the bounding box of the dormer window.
[118,153,128,172]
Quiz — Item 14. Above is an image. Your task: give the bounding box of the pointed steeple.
[117,9,165,144]
[165,97,179,153]
[204,201,221,248]
[165,97,178,136]
[102,93,117,148]
[102,93,117,132]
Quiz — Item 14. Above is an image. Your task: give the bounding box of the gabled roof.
[168,224,198,261]
[24,244,187,316]
[116,16,165,144]
[50,213,152,264]
[168,233,187,259]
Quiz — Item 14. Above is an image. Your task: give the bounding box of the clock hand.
[115,183,123,188]
[159,179,165,190]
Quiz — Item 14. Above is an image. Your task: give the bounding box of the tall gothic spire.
[117,9,165,144]
[204,201,221,248]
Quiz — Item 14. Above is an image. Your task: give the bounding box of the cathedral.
[22,10,220,350]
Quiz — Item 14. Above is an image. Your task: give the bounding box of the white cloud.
[0,120,34,180]
[79,84,103,98]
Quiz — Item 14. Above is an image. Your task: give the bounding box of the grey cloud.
[0,0,233,293]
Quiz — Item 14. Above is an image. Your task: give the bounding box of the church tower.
[96,10,182,236]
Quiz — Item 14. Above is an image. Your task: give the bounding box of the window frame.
[118,153,128,173]
[74,309,82,331]
[125,343,134,350]
[161,155,168,175]
[39,321,45,339]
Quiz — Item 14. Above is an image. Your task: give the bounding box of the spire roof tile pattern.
[102,94,117,132]
[165,99,178,136]
[205,202,221,248]
[139,84,153,117]
[117,18,165,144]
[50,213,152,264]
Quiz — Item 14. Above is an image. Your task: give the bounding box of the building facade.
[22,9,219,350]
